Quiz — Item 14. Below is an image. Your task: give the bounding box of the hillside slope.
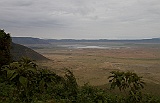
[12,37,50,44]
[11,43,49,61]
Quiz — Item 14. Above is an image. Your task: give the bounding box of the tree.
[2,58,38,102]
[0,29,12,68]
[108,71,145,102]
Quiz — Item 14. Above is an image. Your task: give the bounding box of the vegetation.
[0,30,159,103]
[0,29,11,68]
[108,71,145,102]
[1,61,159,103]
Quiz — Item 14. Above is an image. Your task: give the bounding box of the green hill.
[11,43,49,61]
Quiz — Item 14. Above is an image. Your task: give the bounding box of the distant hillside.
[11,43,49,61]
[46,38,160,43]
[12,37,160,45]
[12,37,50,44]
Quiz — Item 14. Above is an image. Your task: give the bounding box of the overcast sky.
[0,0,160,39]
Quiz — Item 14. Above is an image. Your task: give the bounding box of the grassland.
[34,42,160,96]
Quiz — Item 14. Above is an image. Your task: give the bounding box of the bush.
[0,60,160,103]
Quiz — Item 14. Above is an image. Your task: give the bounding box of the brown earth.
[35,47,160,87]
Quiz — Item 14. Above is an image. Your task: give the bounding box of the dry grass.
[36,47,160,88]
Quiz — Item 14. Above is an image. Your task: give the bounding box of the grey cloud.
[0,0,160,39]
[13,0,33,7]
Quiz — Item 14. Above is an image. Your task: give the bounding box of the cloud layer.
[0,0,160,39]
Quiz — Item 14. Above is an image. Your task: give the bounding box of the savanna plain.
[33,42,160,96]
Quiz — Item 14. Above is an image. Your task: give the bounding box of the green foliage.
[1,58,38,102]
[108,71,145,92]
[1,62,160,103]
[77,84,104,103]
[108,71,154,103]
[0,58,79,103]
[142,94,160,103]
[0,29,11,68]
[0,82,15,103]
[76,83,126,103]
[63,69,78,100]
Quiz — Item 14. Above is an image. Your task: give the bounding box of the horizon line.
[12,36,160,40]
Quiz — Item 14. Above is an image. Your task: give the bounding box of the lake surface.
[57,44,129,49]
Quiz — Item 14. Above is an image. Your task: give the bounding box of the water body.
[58,44,128,49]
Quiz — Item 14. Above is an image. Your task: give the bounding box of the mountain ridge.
[12,37,160,44]
[12,37,50,44]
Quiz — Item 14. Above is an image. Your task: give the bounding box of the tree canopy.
[0,29,11,68]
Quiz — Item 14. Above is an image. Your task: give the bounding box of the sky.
[0,0,160,39]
